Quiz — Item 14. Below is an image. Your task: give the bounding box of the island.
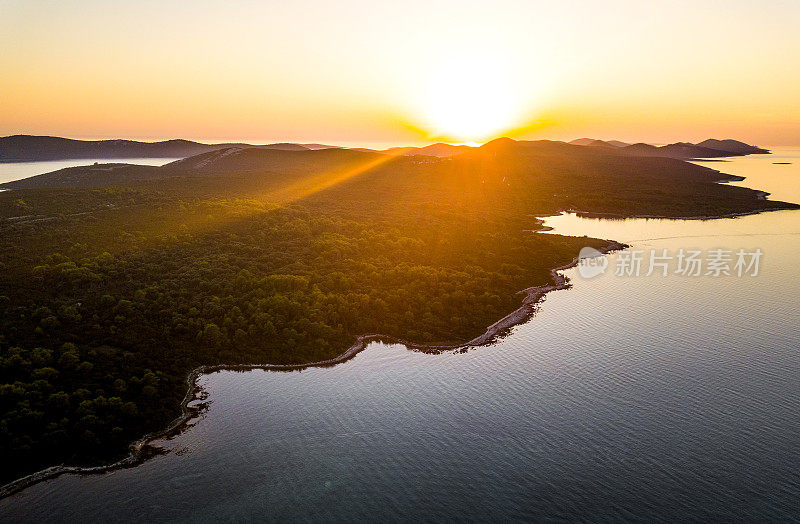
[1,135,770,163]
[0,137,796,491]
[0,135,336,162]
[568,137,769,159]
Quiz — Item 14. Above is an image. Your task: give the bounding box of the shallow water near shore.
[2,150,800,521]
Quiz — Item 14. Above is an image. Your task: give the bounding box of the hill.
[3,135,769,164]
[0,147,389,190]
[568,138,629,148]
[299,143,340,150]
[0,135,314,162]
[569,137,770,159]
[2,137,791,212]
[382,142,473,157]
[568,138,597,146]
[618,142,742,159]
[696,139,769,155]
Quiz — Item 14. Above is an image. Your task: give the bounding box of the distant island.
[567,137,769,159]
[0,135,795,492]
[0,135,770,163]
[0,135,339,162]
[376,138,769,160]
[0,137,779,193]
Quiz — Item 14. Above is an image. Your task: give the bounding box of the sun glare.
[421,61,522,143]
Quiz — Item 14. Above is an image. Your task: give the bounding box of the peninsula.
[0,137,796,486]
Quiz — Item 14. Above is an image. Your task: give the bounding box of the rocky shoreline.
[565,206,798,221]
[0,239,626,499]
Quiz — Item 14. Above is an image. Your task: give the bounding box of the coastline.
[564,205,799,221]
[3,187,798,498]
[0,239,626,499]
[2,178,797,498]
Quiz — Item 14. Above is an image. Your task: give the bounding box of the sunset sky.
[1,0,799,146]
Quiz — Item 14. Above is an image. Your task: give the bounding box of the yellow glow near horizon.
[2,1,800,145]
[421,61,523,142]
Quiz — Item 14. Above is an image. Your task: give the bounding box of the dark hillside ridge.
[569,138,630,148]
[571,137,770,159]
[0,138,774,191]
[0,147,389,189]
[0,135,319,162]
[0,163,162,189]
[619,142,739,159]
[2,135,770,163]
[696,139,769,155]
[3,137,794,221]
[383,143,473,157]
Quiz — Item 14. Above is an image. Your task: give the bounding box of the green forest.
[1,139,796,483]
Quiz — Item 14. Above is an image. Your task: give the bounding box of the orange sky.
[1,0,799,146]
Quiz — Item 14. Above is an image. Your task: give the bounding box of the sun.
[421,62,521,143]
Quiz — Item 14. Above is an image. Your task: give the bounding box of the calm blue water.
[2,150,799,521]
